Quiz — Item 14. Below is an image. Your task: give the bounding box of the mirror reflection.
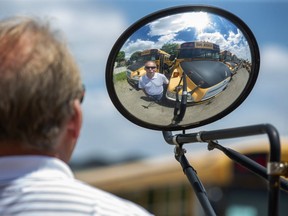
[112,11,252,128]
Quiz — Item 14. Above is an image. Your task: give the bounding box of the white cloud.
[0,1,127,86]
[123,11,250,61]
[157,33,178,45]
[148,12,211,36]
[122,12,213,58]
[123,39,156,58]
[261,44,288,75]
[49,7,127,85]
[197,29,250,60]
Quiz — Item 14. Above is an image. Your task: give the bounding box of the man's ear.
[54,100,83,163]
[66,100,82,139]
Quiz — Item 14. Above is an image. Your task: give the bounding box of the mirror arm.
[179,72,188,120]
[172,73,188,124]
[173,86,181,117]
[174,144,217,216]
[162,131,217,216]
[163,124,281,216]
[162,130,178,145]
[207,140,288,192]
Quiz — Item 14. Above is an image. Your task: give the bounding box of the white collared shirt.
[0,156,153,216]
[139,73,169,96]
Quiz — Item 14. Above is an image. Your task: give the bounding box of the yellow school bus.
[126,49,171,88]
[220,50,239,74]
[166,41,232,103]
[75,137,288,216]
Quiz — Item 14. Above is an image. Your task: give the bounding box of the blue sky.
[1,0,288,164]
[121,11,249,60]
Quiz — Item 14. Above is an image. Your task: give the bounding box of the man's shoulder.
[154,73,167,80]
[38,178,153,215]
[0,177,153,216]
[155,72,165,77]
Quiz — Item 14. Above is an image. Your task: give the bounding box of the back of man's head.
[0,16,83,151]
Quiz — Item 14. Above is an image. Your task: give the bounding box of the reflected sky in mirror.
[122,12,251,62]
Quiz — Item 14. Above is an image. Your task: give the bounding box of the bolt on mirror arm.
[162,124,281,216]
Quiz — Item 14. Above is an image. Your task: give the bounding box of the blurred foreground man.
[0,16,153,216]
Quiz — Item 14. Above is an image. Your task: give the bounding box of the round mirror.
[106,5,260,131]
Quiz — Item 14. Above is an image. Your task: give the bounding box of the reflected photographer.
[138,61,169,101]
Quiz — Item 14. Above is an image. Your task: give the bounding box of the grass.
[114,71,127,82]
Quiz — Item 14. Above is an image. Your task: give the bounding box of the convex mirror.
[106,5,260,131]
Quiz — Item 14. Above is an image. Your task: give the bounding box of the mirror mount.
[162,123,282,216]
[105,5,285,216]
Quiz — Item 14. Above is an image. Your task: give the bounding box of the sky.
[122,11,249,60]
[1,0,288,166]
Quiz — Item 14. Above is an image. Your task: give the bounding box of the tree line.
[115,42,179,65]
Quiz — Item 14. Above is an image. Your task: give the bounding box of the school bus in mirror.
[165,41,232,104]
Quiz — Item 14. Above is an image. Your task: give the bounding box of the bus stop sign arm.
[162,124,282,216]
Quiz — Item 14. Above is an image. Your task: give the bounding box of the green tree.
[161,43,179,56]
[116,51,125,63]
[130,51,141,62]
